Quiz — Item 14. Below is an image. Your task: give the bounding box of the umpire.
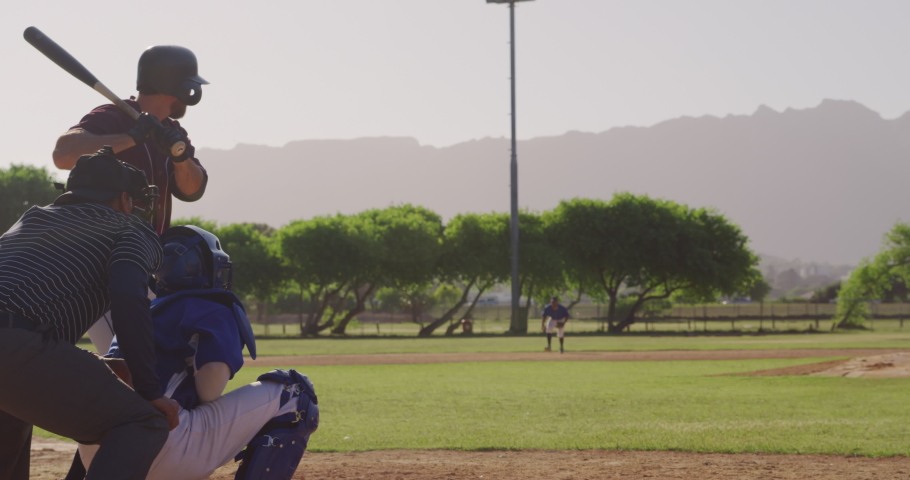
[0,148,179,480]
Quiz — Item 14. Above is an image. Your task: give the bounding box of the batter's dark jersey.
[73,99,208,234]
[0,203,161,343]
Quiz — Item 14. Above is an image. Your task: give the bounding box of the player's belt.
[0,311,42,332]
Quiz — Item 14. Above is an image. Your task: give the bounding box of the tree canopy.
[129,194,760,336]
[0,164,59,233]
[835,222,910,328]
[277,205,444,336]
[418,212,509,336]
[548,194,757,332]
[216,223,285,305]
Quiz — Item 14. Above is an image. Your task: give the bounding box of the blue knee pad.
[234,369,319,480]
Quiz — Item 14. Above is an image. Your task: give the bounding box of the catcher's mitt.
[555,321,566,329]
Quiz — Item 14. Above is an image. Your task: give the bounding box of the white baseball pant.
[545,318,566,338]
[79,380,298,480]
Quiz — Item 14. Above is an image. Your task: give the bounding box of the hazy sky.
[4,0,910,172]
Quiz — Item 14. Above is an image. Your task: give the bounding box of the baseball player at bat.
[47,43,210,355]
[542,296,570,353]
[53,44,209,236]
[69,226,319,480]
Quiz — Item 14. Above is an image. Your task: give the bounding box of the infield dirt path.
[30,438,910,480]
[244,348,908,367]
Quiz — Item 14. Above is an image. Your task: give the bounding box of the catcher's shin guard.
[234,369,319,480]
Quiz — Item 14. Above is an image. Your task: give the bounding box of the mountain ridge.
[175,99,910,264]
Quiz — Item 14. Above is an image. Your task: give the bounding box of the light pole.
[487,0,533,333]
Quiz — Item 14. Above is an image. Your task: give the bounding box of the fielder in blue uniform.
[541,296,570,353]
[76,226,319,480]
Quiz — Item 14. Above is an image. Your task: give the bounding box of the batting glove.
[127,112,162,146]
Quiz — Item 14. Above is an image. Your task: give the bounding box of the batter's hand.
[126,112,162,146]
[150,397,181,431]
[102,357,133,389]
[152,126,190,162]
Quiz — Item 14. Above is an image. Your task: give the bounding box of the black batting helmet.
[137,45,208,106]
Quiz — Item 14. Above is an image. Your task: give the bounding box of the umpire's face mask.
[123,163,159,223]
[130,185,159,222]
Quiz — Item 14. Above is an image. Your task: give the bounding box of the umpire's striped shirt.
[0,203,161,344]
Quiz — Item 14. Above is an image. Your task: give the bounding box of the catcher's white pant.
[79,380,298,480]
[545,318,566,338]
[85,311,115,353]
[86,289,157,354]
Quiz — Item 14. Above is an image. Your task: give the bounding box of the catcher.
[69,225,319,480]
[541,296,570,353]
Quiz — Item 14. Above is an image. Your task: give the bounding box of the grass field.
[51,329,910,458]
[74,328,910,356]
[222,358,909,456]
[36,357,910,456]
[248,330,910,356]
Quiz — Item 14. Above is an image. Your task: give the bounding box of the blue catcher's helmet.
[156,225,233,296]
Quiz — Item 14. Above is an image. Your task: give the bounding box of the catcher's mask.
[56,146,159,222]
[156,225,233,295]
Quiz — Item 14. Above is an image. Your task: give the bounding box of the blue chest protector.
[108,289,257,410]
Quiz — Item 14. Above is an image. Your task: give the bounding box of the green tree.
[549,194,756,332]
[417,212,509,336]
[810,282,840,303]
[366,205,444,335]
[171,216,219,232]
[0,164,59,233]
[278,214,367,336]
[375,286,403,311]
[216,223,286,331]
[748,274,772,303]
[511,211,564,333]
[835,257,890,328]
[833,223,910,328]
[279,205,443,336]
[330,205,444,336]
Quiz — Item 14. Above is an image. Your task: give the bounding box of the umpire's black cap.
[57,146,151,202]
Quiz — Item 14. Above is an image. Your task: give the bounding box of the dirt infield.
[244,348,908,367]
[30,438,910,480]
[726,358,853,376]
[207,450,910,480]
[733,351,910,378]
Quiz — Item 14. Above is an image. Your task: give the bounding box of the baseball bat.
[23,26,186,157]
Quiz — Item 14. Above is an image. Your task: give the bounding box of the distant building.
[800,263,833,278]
